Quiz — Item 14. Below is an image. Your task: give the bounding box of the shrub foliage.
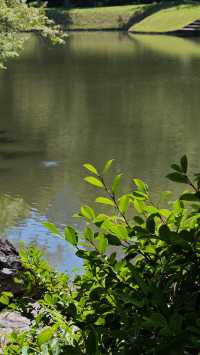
[3,156,200,354]
[0,0,65,69]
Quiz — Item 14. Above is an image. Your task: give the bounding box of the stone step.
[183,18,200,31]
[185,24,200,28]
[183,27,200,31]
[184,26,200,30]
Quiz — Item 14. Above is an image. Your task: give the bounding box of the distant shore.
[46,2,200,35]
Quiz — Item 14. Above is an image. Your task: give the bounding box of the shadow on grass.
[46,8,73,29]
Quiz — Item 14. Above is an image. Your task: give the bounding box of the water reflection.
[0,33,199,270]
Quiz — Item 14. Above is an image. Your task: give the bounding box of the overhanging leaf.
[81,206,95,221]
[112,173,123,194]
[64,226,78,246]
[43,222,60,236]
[95,197,115,206]
[84,176,103,188]
[102,159,114,174]
[118,194,129,214]
[83,163,98,176]
[166,173,188,184]
[38,327,54,346]
[180,155,188,173]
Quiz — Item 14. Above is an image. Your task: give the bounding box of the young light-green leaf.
[103,159,114,174]
[84,226,94,242]
[81,205,95,221]
[118,195,129,214]
[133,178,148,193]
[112,173,123,194]
[83,163,98,176]
[95,197,115,206]
[84,176,103,188]
[64,226,78,246]
[38,327,54,346]
[43,222,60,236]
[97,234,108,254]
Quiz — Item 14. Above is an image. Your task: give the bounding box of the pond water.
[0,33,200,272]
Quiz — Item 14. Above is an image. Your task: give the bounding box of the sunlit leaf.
[38,327,54,346]
[43,222,60,236]
[83,163,98,176]
[64,226,78,246]
[95,197,115,206]
[118,194,129,214]
[112,173,123,194]
[133,178,148,193]
[97,234,108,254]
[103,159,114,174]
[84,176,103,188]
[81,205,95,221]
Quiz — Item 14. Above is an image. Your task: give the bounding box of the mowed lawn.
[47,4,149,30]
[129,3,200,33]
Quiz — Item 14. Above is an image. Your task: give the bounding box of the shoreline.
[46,3,200,37]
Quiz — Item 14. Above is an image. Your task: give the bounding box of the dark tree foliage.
[29,0,200,9]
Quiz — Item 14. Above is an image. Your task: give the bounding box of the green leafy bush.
[0,0,66,69]
[4,156,200,354]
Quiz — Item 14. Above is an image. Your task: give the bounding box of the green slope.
[129,3,200,33]
[47,4,149,30]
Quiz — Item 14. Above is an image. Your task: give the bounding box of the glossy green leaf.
[0,294,9,305]
[118,194,129,214]
[171,164,182,172]
[81,205,95,220]
[43,222,60,236]
[95,317,105,326]
[102,220,128,240]
[106,234,121,245]
[84,176,103,188]
[84,227,94,242]
[83,163,98,176]
[166,173,188,184]
[103,159,114,174]
[64,226,78,246]
[133,178,148,193]
[95,197,115,206]
[180,192,199,201]
[97,234,108,254]
[38,327,54,346]
[112,173,123,194]
[132,191,148,200]
[180,155,188,173]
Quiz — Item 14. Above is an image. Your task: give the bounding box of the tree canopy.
[0,0,65,68]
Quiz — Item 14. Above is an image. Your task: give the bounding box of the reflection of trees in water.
[0,33,199,206]
[0,195,29,234]
[0,33,199,268]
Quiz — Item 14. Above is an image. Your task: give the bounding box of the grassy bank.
[129,2,200,33]
[47,4,150,30]
[47,2,200,34]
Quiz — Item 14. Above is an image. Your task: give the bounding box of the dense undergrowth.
[3,156,200,354]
